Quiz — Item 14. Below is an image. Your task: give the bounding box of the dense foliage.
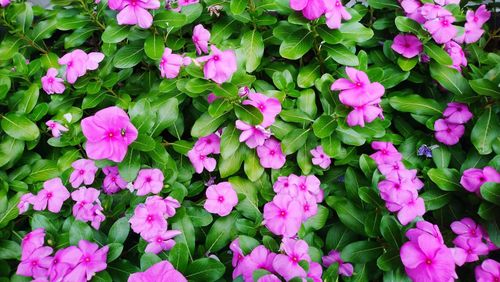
[0,0,499,281]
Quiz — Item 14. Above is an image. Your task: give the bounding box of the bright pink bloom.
[129,261,187,282]
[33,178,70,213]
[256,138,286,169]
[41,68,65,94]
[102,166,128,194]
[331,67,385,107]
[406,220,444,244]
[324,0,351,29]
[204,182,238,216]
[81,106,138,163]
[397,194,425,225]
[455,23,484,44]
[45,120,68,138]
[346,102,384,127]
[230,239,244,267]
[194,133,220,155]
[444,42,467,71]
[298,192,318,220]
[144,230,181,254]
[377,161,407,180]
[234,245,276,281]
[466,4,491,27]
[178,0,199,6]
[451,218,483,239]
[392,34,423,58]
[424,15,457,44]
[475,259,500,282]
[207,93,218,104]
[48,246,83,281]
[263,194,302,237]
[134,168,164,196]
[58,50,88,84]
[235,120,271,148]
[164,196,180,217]
[242,92,282,127]
[21,228,46,261]
[307,262,323,282]
[0,0,10,7]
[187,148,217,174]
[401,0,420,13]
[273,176,297,195]
[290,0,327,20]
[192,24,210,55]
[273,238,311,280]
[197,46,237,84]
[322,250,353,277]
[434,118,464,146]
[69,159,98,188]
[310,145,331,169]
[116,0,160,29]
[370,141,402,165]
[108,0,124,10]
[129,198,167,238]
[16,246,53,278]
[257,274,281,282]
[18,193,35,214]
[71,187,101,221]
[443,102,472,124]
[159,48,185,79]
[64,240,108,281]
[289,174,321,198]
[419,4,451,21]
[460,166,500,193]
[453,236,489,262]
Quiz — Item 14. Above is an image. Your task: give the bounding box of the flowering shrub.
[0,0,499,281]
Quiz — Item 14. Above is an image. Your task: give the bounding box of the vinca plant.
[0,0,499,281]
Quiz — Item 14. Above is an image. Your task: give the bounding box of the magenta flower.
[290,0,327,20]
[258,274,281,282]
[324,0,351,29]
[419,4,451,21]
[21,228,46,261]
[242,92,282,127]
[204,182,238,216]
[444,41,467,71]
[64,240,108,281]
[396,193,425,225]
[194,133,220,155]
[18,193,35,214]
[400,0,420,14]
[71,187,101,220]
[81,106,138,163]
[451,218,483,239]
[207,93,219,104]
[102,166,128,194]
[298,192,318,220]
[230,239,245,267]
[16,246,53,278]
[256,138,286,169]
[289,174,321,198]
[159,48,186,79]
[310,145,331,169]
[346,102,383,127]
[133,168,164,196]
[455,5,490,44]
[234,245,275,281]
[391,34,423,58]
[129,261,187,282]
[69,159,98,188]
[0,0,10,7]
[164,196,180,217]
[192,24,210,55]
[370,141,402,165]
[434,118,464,146]
[460,166,500,193]
[116,0,160,29]
[144,230,181,254]
[273,176,297,195]
[263,194,302,237]
[33,178,70,213]
[424,15,457,44]
[48,246,82,281]
[45,120,68,138]
[322,250,354,277]
[331,67,385,106]
[58,50,89,84]
[41,68,65,94]
[235,120,271,149]
[197,46,237,84]
[273,238,311,280]
[378,161,407,180]
[466,5,491,27]
[406,220,445,244]
[443,102,472,124]
[129,199,167,238]
[107,0,124,9]
[475,259,500,282]
[178,0,199,6]
[187,148,217,174]
[453,236,489,262]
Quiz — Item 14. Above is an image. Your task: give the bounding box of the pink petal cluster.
[129,195,181,254]
[197,46,237,84]
[19,178,70,214]
[45,120,68,138]
[400,221,457,282]
[70,159,98,188]
[450,218,497,265]
[322,250,353,277]
[460,166,500,194]
[371,142,426,225]
[188,132,221,174]
[242,92,282,128]
[108,0,160,29]
[133,168,164,196]
[290,0,351,29]
[236,121,272,149]
[204,182,238,216]
[159,47,191,79]
[192,24,210,55]
[475,259,500,282]
[102,166,128,194]
[58,50,104,84]
[71,187,106,229]
[17,229,108,282]
[81,106,138,163]
[129,260,186,282]
[310,145,332,169]
[434,102,472,146]
[263,174,323,237]
[331,67,385,127]
[455,5,491,44]
[0,0,10,7]
[41,68,65,94]
[444,41,467,71]
[391,34,423,58]
[256,138,286,169]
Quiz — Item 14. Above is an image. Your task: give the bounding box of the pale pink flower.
[346,102,384,127]
[460,166,500,193]
[16,246,53,278]
[242,92,282,127]
[71,187,100,219]
[454,23,485,45]
[129,198,167,238]
[273,176,297,195]
[116,0,160,29]
[289,174,321,198]
[58,50,88,84]
[443,102,472,124]
[33,178,70,213]
[102,166,128,194]
[475,259,500,282]
[194,133,220,155]
[21,228,46,261]
[134,168,164,196]
[257,274,281,282]
[400,0,420,14]
[396,194,425,225]
[192,24,210,55]
[129,261,187,282]
[406,220,445,244]
[273,238,311,280]
[159,48,185,79]
[433,0,459,5]
[299,192,318,220]
[18,193,35,214]
[434,118,464,146]
[419,4,451,21]
[81,106,138,163]
[392,34,423,58]
[235,120,271,148]
[322,250,354,277]
[263,194,302,237]
[45,120,68,138]
[69,159,98,188]
[144,230,181,254]
[310,145,331,169]
[64,240,109,281]
[187,148,217,174]
[256,138,286,169]
[164,196,180,217]
[444,42,467,71]
[204,182,238,216]
[370,141,402,165]
[41,68,65,94]
[197,46,237,84]
[290,0,327,20]
[424,15,457,44]
[378,161,407,180]
[325,0,351,29]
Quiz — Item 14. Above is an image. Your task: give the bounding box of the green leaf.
[0,136,24,168]
[297,63,320,88]
[185,78,213,94]
[241,29,264,72]
[341,241,384,263]
[326,196,366,235]
[108,217,130,244]
[380,215,402,248]
[367,0,399,9]
[430,62,472,97]
[191,112,227,138]
[317,25,342,44]
[206,214,237,252]
[244,150,264,182]
[325,44,359,66]
[336,124,366,146]
[427,168,461,191]
[144,33,164,60]
[18,84,39,114]
[424,43,453,65]
[229,176,261,220]
[64,27,97,49]
[107,243,123,263]
[339,22,374,43]
[0,240,21,260]
[389,94,443,116]
[152,98,179,136]
[377,249,401,271]
[130,134,156,152]
[1,113,40,141]
[281,128,310,155]
[394,16,425,37]
[113,44,144,69]
[170,207,195,256]
[69,220,93,245]
[234,104,264,125]
[219,145,245,178]
[230,0,247,14]
[421,190,451,211]
[102,24,129,44]
[185,258,225,282]
[471,107,499,155]
[25,159,59,183]
[140,253,161,270]
[469,79,500,98]
[279,29,313,60]
[154,10,187,28]
[312,115,337,138]
[481,182,500,206]
[397,57,418,71]
[118,149,141,182]
[221,124,240,159]
[169,243,189,273]
[432,146,451,168]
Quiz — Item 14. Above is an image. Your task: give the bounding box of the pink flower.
[18,193,35,214]
[204,182,238,216]
[16,246,53,278]
[159,48,186,79]
[299,192,318,220]
[263,194,302,237]
[392,34,423,58]
[48,246,82,281]
[144,230,181,254]
[86,52,105,71]
[164,196,180,217]
[235,120,271,149]
[406,220,445,244]
[307,262,323,282]
[45,120,68,138]
[129,198,167,238]
[116,0,160,29]
[460,166,500,193]
[81,106,138,163]
[273,176,297,195]
[322,250,353,277]
[400,0,420,14]
[21,228,46,261]
[129,261,187,282]
[108,0,124,10]
[475,259,500,282]
[69,159,98,188]
[310,145,331,169]
[273,238,311,280]
[434,118,464,146]
[0,0,10,7]
[454,23,484,45]
[444,42,467,71]
[242,92,282,127]
[256,138,286,169]
[377,161,407,180]
[420,4,451,21]
[396,194,425,225]
[346,102,384,127]
[466,5,491,27]
[331,67,385,107]
[324,0,351,29]
[289,174,321,198]
[443,102,472,124]
[178,0,199,6]
[64,240,109,281]
[41,68,65,94]
[370,141,402,165]
[71,187,106,229]
[58,50,88,84]
[194,133,220,155]
[134,168,164,196]
[192,24,210,55]
[197,46,237,84]
[230,239,244,267]
[102,166,128,194]
[453,236,489,262]
[451,218,483,239]
[234,245,275,281]
[433,0,459,5]
[187,148,217,174]
[290,0,327,20]
[33,178,70,213]
[424,15,457,44]
[257,274,281,282]
[207,93,219,104]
